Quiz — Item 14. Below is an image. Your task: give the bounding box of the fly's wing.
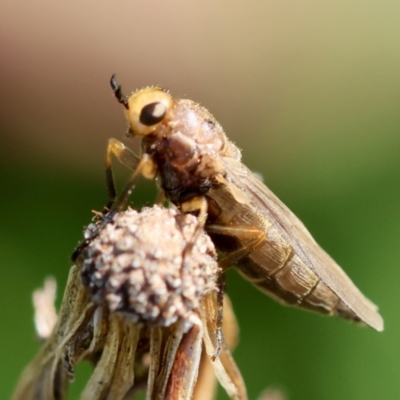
[220,157,383,331]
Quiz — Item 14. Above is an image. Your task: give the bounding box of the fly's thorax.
[171,99,225,146]
[142,99,229,203]
[145,99,228,163]
[121,83,240,202]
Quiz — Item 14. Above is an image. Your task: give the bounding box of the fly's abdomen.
[237,244,359,323]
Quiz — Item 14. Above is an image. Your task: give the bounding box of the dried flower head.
[12,206,247,400]
[81,206,218,327]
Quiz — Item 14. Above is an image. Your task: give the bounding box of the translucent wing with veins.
[208,156,383,331]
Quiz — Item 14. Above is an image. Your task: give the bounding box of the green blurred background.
[1,1,399,399]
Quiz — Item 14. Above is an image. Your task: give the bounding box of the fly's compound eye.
[140,102,167,126]
[126,87,172,136]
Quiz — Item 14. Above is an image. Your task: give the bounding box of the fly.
[105,74,383,332]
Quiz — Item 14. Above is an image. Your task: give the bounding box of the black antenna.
[110,74,129,110]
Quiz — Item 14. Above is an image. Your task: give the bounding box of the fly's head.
[111,75,172,137]
[111,75,227,164]
[110,75,229,203]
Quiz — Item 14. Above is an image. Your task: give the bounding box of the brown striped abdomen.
[237,245,360,323]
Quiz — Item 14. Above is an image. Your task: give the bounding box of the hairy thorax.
[142,99,230,203]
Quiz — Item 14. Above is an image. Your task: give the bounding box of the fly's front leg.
[105,138,157,212]
[105,138,141,210]
[155,190,167,206]
[112,153,157,212]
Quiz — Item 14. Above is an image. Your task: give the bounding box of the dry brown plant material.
[32,277,58,340]
[12,206,247,400]
[257,388,287,400]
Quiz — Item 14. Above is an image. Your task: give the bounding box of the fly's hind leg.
[200,293,248,400]
[206,223,265,360]
[182,204,265,362]
[207,224,266,271]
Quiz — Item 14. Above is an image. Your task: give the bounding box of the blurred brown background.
[1,1,399,399]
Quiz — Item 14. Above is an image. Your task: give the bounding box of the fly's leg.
[192,294,239,400]
[206,224,265,360]
[111,153,156,212]
[72,142,154,262]
[182,210,264,362]
[207,224,266,271]
[105,138,141,210]
[155,190,167,206]
[181,196,208,263]
[180,196,208,226]
[105,138,157,212]
[200,293,248,400]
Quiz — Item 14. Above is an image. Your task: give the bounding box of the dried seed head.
[80,206,218,327]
